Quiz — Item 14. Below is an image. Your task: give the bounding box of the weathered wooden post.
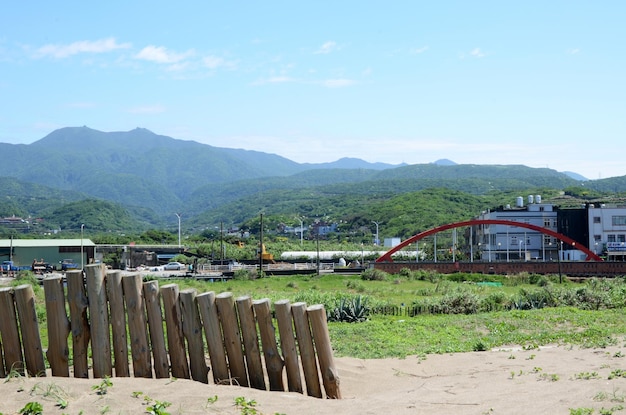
[143,280,169,378]
[291,302,322,398]
[274,299,303,393]
[253,298,284,391]
[43,276,70,377]
[14,284,46,377]
[66,270,90,378]
[160,283,190,379]
[196,291,229,384]
[122,273,152,378]
[215,292,248,387]
[0,287,24,375]
[180,288,209,383]
[85,263,112,378]
[106,270,129,377]
[308,304,341,399]
[236,295,266,390]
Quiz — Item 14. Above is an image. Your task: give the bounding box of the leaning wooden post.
[307,304,341,399]
[143,280,169,379]
[0,338,4,378]
[85,263,112,378]
[180,289,208,383]
[106,270,129,377]
[14,284,46,377]
[196,291,229,384]
[122,274,152,378]
[291,302,322,398]
[160,284,189,379]
[43,276,70,377]
[0,287,24,375]
[237,295,266,390]
[66,270,90,378]
[253,298,284,391]
[274,299,303,393]
[215,292,248,387]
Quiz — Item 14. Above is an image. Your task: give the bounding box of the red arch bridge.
[373,219,616,277]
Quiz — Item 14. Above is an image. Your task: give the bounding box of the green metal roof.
[0,239,96,248]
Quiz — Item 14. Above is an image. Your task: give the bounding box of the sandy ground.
[3,345,626,414]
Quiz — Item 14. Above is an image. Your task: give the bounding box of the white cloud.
[252,76,296,85]
[134,45,194,64]
[127,105,166,114]
[411,46,429,54]
[321,78,357,88]
[34,37,131,59]
[203,55,225,69]
[470,47,485,58]
[314,41,338,54]
[567,48,581,55]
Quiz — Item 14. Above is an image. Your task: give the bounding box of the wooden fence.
[0,263,341,399]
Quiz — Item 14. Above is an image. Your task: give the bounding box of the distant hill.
[0,126,623,234]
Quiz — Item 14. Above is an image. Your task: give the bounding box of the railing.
[0,263,341,399]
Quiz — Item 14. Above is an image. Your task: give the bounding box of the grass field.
[13,270,626,360]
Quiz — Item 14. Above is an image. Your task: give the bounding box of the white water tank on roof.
[536,195,542,204]
[516,196,524,207]
[528,195,534,204]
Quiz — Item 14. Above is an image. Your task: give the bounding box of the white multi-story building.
[587,204,626,260]
[475,195,559,261]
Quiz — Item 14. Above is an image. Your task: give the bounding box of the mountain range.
[1,127,624,233]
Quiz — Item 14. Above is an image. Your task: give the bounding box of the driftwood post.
[160,284,189,379]
[43,276,70,377]
[291,302,322,398]
[215,292,248,387]
[122,274,152,378]
[0,287,24,375]
[308,304,341,399]
[236,295,266,390]
[66,270,90,378]
[106,270,129,377]
[14,284,46,377]
[196,291,229,384]
[274,299,303,393]
[85,263,112,378]
[253,298,284,391]
[180,289,208,383]
[143,280,169,378]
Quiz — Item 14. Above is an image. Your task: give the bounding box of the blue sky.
[1,1,624,179]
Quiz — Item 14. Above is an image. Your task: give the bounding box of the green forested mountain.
[1,126,625,238]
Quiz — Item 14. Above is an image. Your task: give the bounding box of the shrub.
[327,296,370,323]
[360,268,388,281]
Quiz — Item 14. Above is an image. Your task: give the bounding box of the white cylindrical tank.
[528,195,534,204]
[535,195,542,204]
[516,196,524,207]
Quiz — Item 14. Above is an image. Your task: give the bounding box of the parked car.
[164,261,184,270]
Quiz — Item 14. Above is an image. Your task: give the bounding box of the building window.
[594,235,602,241]
[594,216,601,224]
[608,234,617,243]
[544,219,550,227]
[612,216,626,226]
[619,234,626,243]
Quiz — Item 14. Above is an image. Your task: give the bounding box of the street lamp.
[175,213,182,248]
[81,224,85,270]
[372,221,379,246]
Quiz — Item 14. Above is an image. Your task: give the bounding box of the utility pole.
[175,213,182,248]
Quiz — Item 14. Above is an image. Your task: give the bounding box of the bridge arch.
[375,219,602,263]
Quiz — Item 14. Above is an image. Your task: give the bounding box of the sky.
[1,1,625,180]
